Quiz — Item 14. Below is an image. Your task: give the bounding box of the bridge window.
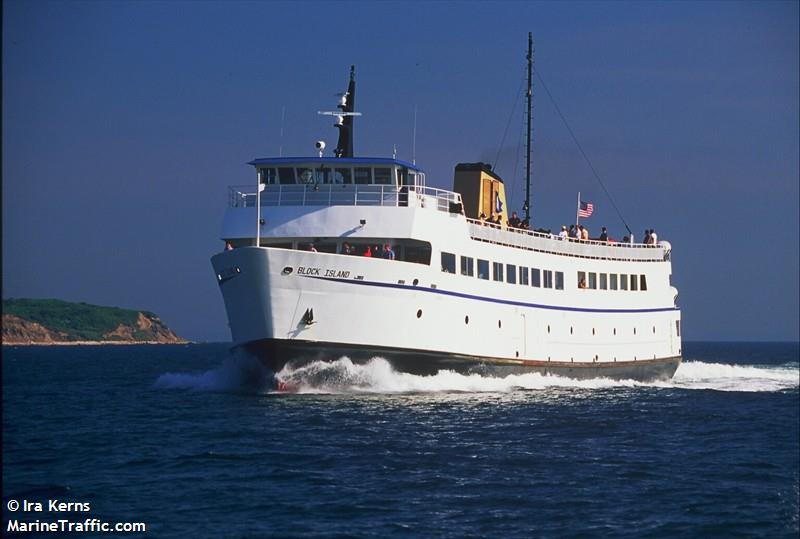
[531,268,541,287]
[543,270,553,288]
[278,167,295,184]
[259,168,278,184]
[334,168,352,184]
[441,252,456,273]
[477,259,489,280]
[519,267,529,286]
[374,167,392,185]
[297,168,314,184]
[555,271,564,290]
[460,256,474,277]
[493,262,504,282]
[506,264,517,284]
[354,167,372,184]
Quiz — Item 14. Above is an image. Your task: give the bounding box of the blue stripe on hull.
[306,275,679,314]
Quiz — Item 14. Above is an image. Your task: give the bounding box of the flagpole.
[575,191,580,227]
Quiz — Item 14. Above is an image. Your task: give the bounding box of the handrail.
[465,217,659,248]
[465,218,667,262]
[227,183,462,214]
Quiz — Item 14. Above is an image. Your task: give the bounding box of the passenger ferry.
[211,54,682,382]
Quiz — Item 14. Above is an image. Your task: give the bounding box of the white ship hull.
[212,237,681,381]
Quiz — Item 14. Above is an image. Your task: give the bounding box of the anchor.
[301,308,316,325]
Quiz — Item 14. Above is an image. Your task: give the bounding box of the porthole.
[498,320,502,329]
[613,328,617,335]
[592,328,595,336]
[465,315,469,325]
[652,326,656,334]
[570,326,573,335]
[412,278,419,286]
[634,328,637,335]
[515,351,519,358]
[416,309,422,318]
[547,325,551,334]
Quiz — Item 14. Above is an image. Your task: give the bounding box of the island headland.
[2,298,188,345]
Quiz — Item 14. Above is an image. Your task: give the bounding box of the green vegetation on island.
[2,298,185,344]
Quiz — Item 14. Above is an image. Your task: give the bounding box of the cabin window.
[600,273,608,290]
[589,272,597,290]
[630,274,638,291]
[555,271,564,290]
[314,241,337,254]
[278,167,295,184]
[259,168,278,184]
[374,167,392,185]
[519,267,529,286]
[640,275,648,291]
[493,262,504,282]
[531,268,541,288]
[354,167,372,184]
[676,320,681,337]
[610,274,618,290]
[578,271,587,289]
[313,168,332,184]
[621,274,629,290]
[404,241,432,265]
[506,264,517,284]
[460,256,474,277]
[334,168,352,184]
[543,270,553,289]
[441,252,456,274]
[297,168,314,184]
[478,259,489,280]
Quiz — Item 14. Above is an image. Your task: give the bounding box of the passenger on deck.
[508,211,521,228]
[644,229,651,245]
[224,241,234,251]
[383,244,395,260]
[558,225,568,240]
[599,227,608,242]
[342,242,353,255]
[650,229,658,245]
[363,246,372,257]
[580,225,589,241]
[307,243,318,252]
[568,224,578,239]
[579,277,587,289]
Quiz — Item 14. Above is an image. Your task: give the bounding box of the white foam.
[156,353,798,395]
[276,357,799,394]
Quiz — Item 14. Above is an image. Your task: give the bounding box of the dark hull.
[239,338,681,382]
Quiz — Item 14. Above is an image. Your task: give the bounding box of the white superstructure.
[210,64,681,381]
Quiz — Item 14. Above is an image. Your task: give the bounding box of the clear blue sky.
[3,1,798,342]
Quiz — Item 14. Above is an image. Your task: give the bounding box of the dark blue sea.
[2,342,798,538]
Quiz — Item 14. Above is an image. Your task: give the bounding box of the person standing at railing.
[558,226,568,240]
[599,227,608,242]
[382,244,395,260]
[649,229,658,245]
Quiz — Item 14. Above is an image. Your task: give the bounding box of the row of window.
[578,271,647,291]
[441,252,565,290]
[258,166,421,186]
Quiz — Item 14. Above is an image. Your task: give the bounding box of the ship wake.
[275,357,799,395]
[155,354,798,394]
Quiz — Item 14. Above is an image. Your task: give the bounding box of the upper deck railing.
[228,184,462,213]
[466,218,670,262]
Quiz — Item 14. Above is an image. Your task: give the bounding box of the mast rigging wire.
[493,67,527,172]
[535,70,632,235]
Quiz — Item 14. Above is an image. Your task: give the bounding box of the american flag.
[578,201,594,218]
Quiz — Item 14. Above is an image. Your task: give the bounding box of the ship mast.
[524,32,533,225]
